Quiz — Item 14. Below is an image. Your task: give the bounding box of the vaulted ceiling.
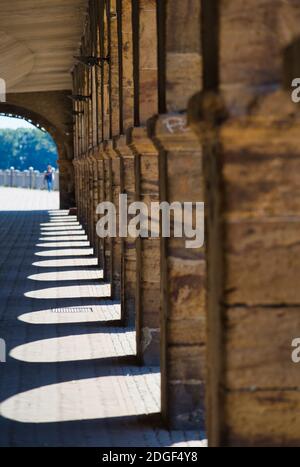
[0,0,87,93]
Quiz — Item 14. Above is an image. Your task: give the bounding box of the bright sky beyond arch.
[0,116,36,130]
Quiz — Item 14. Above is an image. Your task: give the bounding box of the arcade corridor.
[0,188,205,447]
[1,0,300,447]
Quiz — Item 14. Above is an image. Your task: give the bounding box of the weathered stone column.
[88,151,101,249]
[192,0,300,447]
[152,114,206,429]
[115,135,137,325]
[73,159,80,214]
[128,127,161,365]
[120,0,134,131]
[95,150,106,269]
[75,160,82,222]
[114,0,136,324]
[87,153,95,245]
[79,159,85,225]
[102,144,113,285]
[90,152,99,259]
[120,0,160,363]
[104,141,123,300]
[152,0,204,430]
[110,0,121,137]
[57,159,75,210]
[102,6,110,142]
[82,156,89,233]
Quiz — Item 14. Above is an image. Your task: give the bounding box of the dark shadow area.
[283,36,300,90]
[0,414,206,448]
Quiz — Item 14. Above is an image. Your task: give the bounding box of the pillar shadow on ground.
[0,205,205,447]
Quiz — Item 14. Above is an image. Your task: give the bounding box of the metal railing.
[0,167,59,191]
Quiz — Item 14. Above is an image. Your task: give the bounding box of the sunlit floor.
[0,186,59,211]
[0,188,206,447]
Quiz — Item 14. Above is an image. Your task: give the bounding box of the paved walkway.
[0,188,206,447]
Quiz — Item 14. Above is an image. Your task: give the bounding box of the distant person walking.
[44,165,54,192]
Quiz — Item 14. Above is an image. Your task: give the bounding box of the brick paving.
[0,188,206,447]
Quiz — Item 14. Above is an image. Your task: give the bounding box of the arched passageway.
[0,101,74,209]
[0,0,299,448]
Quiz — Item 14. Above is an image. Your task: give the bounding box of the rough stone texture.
[115,136,137,325]
[166,0,202,112]
[138,0,158,125]
[153,115,206,430]
[121,0,135,132]
[188,0,300,446]
[153,3,206,430]
[225,306,300,390]
[105,142,123,301]
[223,391,300,447]
[217,99,300,446]
[220,0,300,115]
[128,128,161,366]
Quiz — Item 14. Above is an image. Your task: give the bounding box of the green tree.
[0,128,58,172]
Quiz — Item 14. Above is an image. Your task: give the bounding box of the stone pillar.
[75,160,81,221]
[220,93,300,447]
[57,159,75,210]
[110,0,121,137]
[102,144,113,285]
[102,5,111,142]
[90,152,99,259]
[120,0,160,363]
[90,152,101,248]
[136,0,158,123]
[152,0,204,429]
[87,153,95,245]
[73,160,80,213]
[78,160,85,225]
[104,141,123,300]
[120,0,134,131]
[115,135,137,325]
[95,150,106,269]
[82,156,89,233]
[191,0,300,447]
[128,127,161,366]
[152,114,206,429]
[115,0,136,325]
